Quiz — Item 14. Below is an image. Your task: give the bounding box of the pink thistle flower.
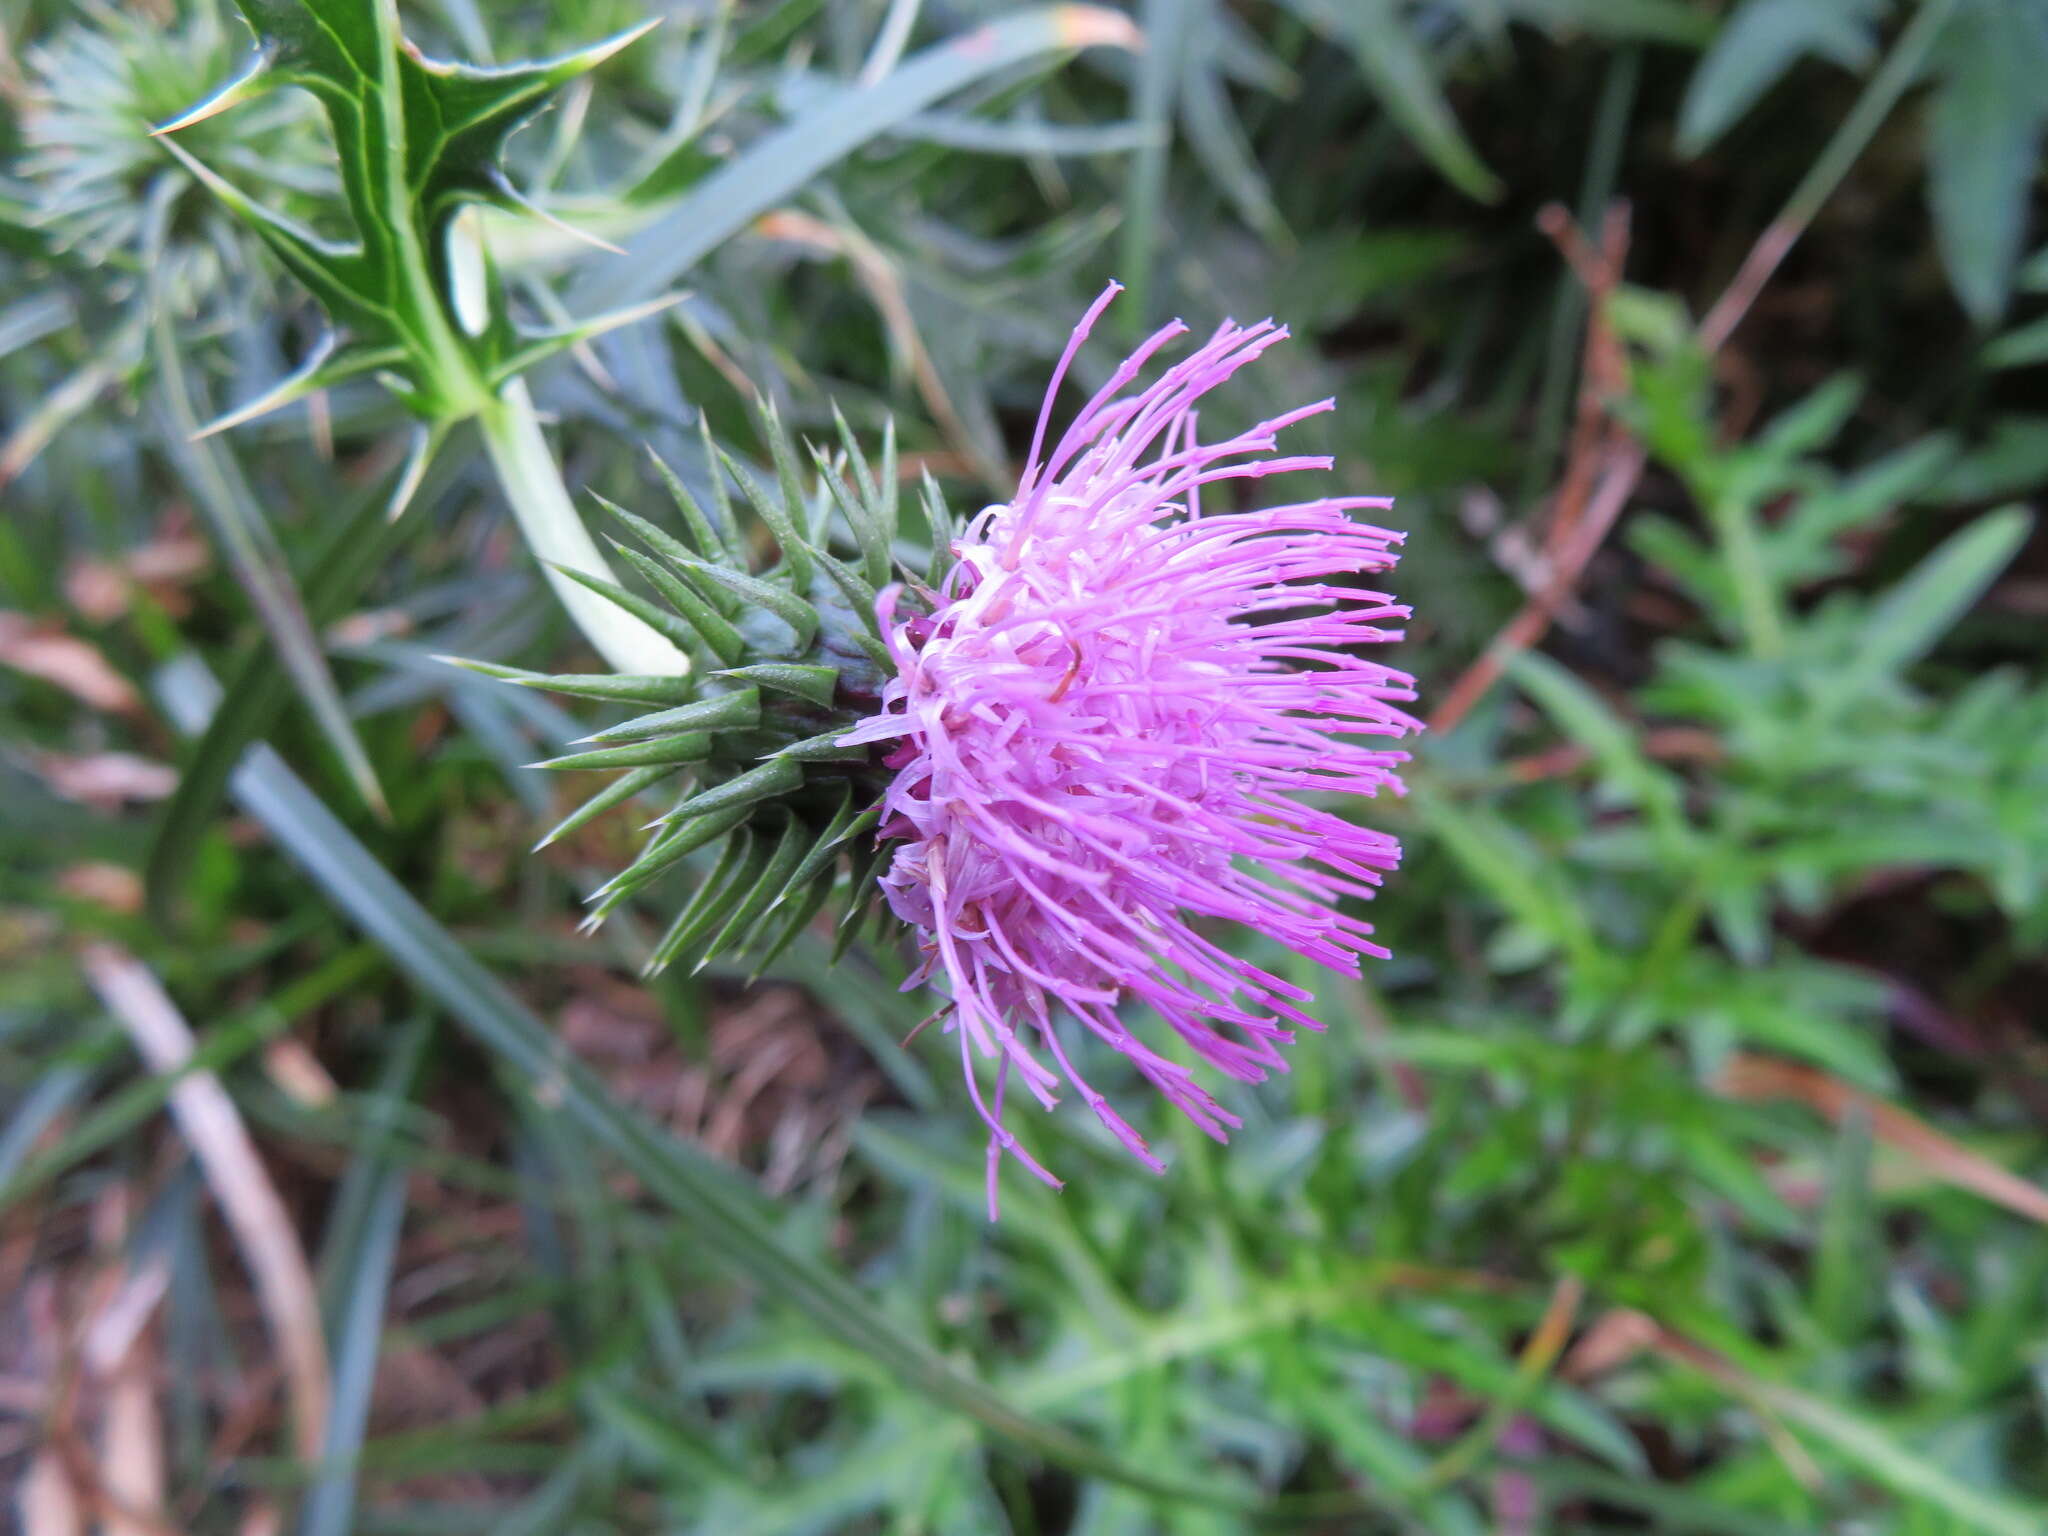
[843,281,1419,1217]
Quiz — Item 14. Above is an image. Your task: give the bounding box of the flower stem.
[476,379,691,676]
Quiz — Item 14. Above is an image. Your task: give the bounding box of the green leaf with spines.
[922,469,959,584]
[646,446,740,571]
[579,689,761,745]
[598,541,747,666]
[693,414,752,569]
[163,0,662,422]
[673,558,821,652]
[533,765,682,851]
[746,869,841,981]
[785,799,881,897]
[759,400,817,588]
[718,446,814,592]
[548,561,727,659]
[590,805,756,915]
[656,757,807,826]
[439,656,700,707]
[813,446,893,588]
[534,734,714,773]
[592,495,739,617]
[713,664,841,709]
[698,815,814,970]
[834,835,890,961]
[772,729,867,763]
[649,829,763,973]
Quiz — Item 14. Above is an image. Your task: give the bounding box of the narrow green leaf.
[649,829,761,972]
[656,757,805,824]
[440,659,699,707]
[1282,0,1502,201]
[641,445,736,568]
[747,868,840,979]
[1676,0,1880,156]
[717,448,814,595]
[570,7,1142,309]
[602,538,748,666]
[771,728,867,763]
[146,439,416,923]
[713,663,840,708]
[1834,505,2032,705]
[1926,2,2048,323]
[759,400,816,588]
[578,688,760,744]
[534,733,713,772]
[587,808,753,924]
[300,1020,431,1536]
[151,264,387,820]
[675,555,821,651]
[699,814,813,967]
[547,560,726,660]
[533,764,682,851]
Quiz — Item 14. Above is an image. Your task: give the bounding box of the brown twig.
[1429,203,1635,734]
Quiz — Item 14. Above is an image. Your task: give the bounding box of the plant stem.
[1700,0,1959,350]
[476,379,691,676]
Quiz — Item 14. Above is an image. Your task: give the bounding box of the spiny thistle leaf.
[159,0,662,426]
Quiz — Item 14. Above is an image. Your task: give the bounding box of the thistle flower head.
[844,282,1418,1215]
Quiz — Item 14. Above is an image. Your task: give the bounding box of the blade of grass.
[148,233,386,821]
[81,943,330,1461]
[570,6,1141,310]
[0,947,383,1218]
[146,448,422,922]
[298,1019,432,1536]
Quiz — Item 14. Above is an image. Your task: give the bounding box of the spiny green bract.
[455,405,959,978]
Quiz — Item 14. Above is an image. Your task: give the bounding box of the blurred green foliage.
[3,0,2046,1532]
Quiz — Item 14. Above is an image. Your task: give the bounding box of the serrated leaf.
[1830,504,2032,706]
[485,292,688,389]
[169,0,662,414]
[194,333,407,440]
